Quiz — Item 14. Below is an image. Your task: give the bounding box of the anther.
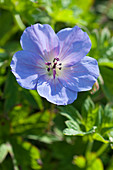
[45,62,51,66]
[53,62,57,69]
[55,57,59,61]
[47,68,50,72]
[53,57,59,63]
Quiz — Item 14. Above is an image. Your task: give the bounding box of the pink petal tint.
[10,24,99,105]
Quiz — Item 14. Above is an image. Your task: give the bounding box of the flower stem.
[14,14,26,31]
[47,104,55,131]
[85,138,94,157]
[96,143,108,158]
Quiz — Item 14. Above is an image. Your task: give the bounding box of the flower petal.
[20,24,60,61]
[57,26,91,66]
[59,56,99,92]
[10,50,45,90]
[37,75,77,105]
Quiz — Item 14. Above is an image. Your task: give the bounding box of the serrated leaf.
[82,97,97,131]
[63,126,97,136]
[93,133,109,143]
[81,96,95,120]
[63,128,84,136]
[65,120,80,131]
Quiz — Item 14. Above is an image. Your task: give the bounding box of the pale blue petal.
[59,56,99,92]
[10,50,45,89]
[57,26,91,66]
[37,75,77,105]
[20,24,60,61]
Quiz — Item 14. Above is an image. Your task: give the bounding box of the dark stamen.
[59,63,62,66]
[53,69,56,79]
[47,68,50,72]
[53,62,57,69]
[53,57,59,63]
[59,67,62,70]
[45,62,51,66]
[55,57,59,61]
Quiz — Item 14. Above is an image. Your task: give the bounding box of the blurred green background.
[1,0,113,169]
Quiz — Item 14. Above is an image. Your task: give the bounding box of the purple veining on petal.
[10,23,99,105]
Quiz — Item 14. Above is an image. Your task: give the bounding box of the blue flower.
[10,24,99,105]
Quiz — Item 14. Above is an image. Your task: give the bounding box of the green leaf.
[82,96,95,118]
[63,126,97,136]
[21,89,42,110]
[22,141,41,170]
[86,153,104,170]
[59,105,82,124]
[63,128,84,136]
[27,133,61,144]
[73,155,86,168]
[11,138,41,170]
[65,120,80,131]
[7,143,19,170]
[30,90,43,111]
[0,143,8,163]
[100,66,113,102]
[0,10,17,46]
[100,28,111,44]
[99,58,113,69]
[103,105,113,125]
[4,71,19,113]
[101,127,113,135]
[95,106,103,129]
[50,9,76,24]
[73,0,93,11]
[81,97,97,131]
[0,48,9,63]
[93,133,109,143]
[73,153,104,170]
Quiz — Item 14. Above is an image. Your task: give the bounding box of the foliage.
[0,0,113,169]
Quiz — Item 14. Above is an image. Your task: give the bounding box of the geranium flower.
[10,24,99,105]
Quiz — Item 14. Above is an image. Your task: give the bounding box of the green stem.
[85,139,94,157]
[7,142,19,170]
[14,14,26,31]
[96,143,108,158]
[85,140,108,169]
[47,104,55,131]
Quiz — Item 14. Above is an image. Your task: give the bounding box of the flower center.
[45,57,62,79]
